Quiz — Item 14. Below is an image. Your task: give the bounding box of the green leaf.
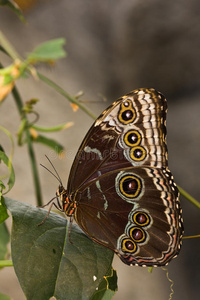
[0,145,4,153]
[27,38,66,62]
[0,292,11,300]
[91,268,117,300]
[4,197,114,300]
[32,122,74,132]
[0,197,9,223]
[0,222,10,260]
[0,0,26,23]
[0,150,15,194]
[33,134,64,154]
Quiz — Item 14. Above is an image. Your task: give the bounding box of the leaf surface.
[4,198,115,300]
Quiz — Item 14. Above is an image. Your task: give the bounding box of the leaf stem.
[0,260,13,267]
[32,122,73,132]
[11,86,42,206]
[37,72,97,120]
[26,130,42,206]
[0,31,21,61]
[178,185,200,209]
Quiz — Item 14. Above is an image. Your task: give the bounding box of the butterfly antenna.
[40,155,63,186]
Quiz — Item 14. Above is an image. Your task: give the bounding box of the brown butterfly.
[41,88,184,267]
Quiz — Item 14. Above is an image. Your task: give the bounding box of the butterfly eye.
[118,100,136,124]
[59,186,64,194]
[119,174,142,198]
[124,130,141,147]
[129,227,146,243]
[133,211,150,227]
[130,146,146,161]
[122,238,137,253]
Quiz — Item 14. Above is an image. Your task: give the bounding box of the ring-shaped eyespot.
[124,130,141,147]
[133,211,150,227]
[129,227,146,243]
[121,238,137,253]
[119,175,142,198]
[118,100,136,124]
[130,146,146,161]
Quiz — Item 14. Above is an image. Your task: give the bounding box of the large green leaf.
[4,198,115,300]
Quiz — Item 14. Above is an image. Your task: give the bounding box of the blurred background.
[0,0,200,299]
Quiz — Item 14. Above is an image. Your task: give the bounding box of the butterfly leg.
[37,196,57,208]
[37,201,63,226]
[67,216,74,244]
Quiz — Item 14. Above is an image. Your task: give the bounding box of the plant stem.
[11,84,23,111]
[12,86,42,206]
[37,72,97,120]
[0,31,21,61]
[0,260,13,267]
[178,185,200,209]
[26,130,42,206]
[32,122,73,132]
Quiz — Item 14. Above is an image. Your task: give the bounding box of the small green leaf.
[105,269,118,292]
[0,0,26,23]
[0,197,9,223]
[91,267,117,300]
[0,145,4,153]
[0,222,10,260]
[4,197,114,300]
[27,38,66,62]
[33,134,64,154]
[0,150,15,194]
[0,127,15,194]
[0,292,11,300]
[0,73,13,85]
[32,122,74,132]
[148,266,153,273]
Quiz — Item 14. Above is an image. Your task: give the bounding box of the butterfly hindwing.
[74,166,183,266]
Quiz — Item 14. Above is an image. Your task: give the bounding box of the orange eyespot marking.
[122,238,137,253]
[129,227,146,243]
[118,100,136,124]
[130,146,146,161]
[133,211,150,227]
[119,175,142,198]
[124,130,141,146]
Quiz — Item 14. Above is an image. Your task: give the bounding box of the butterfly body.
[57,88,183,266]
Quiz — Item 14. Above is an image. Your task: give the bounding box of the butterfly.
[43,88,184,267]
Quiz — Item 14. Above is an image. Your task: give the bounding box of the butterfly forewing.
[68,88,168,193]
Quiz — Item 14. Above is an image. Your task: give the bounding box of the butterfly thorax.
[56,185,77,216]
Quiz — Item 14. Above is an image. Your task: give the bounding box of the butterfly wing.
[67,88,183,266]
[74,166,183,266]
[67,88,167,193]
